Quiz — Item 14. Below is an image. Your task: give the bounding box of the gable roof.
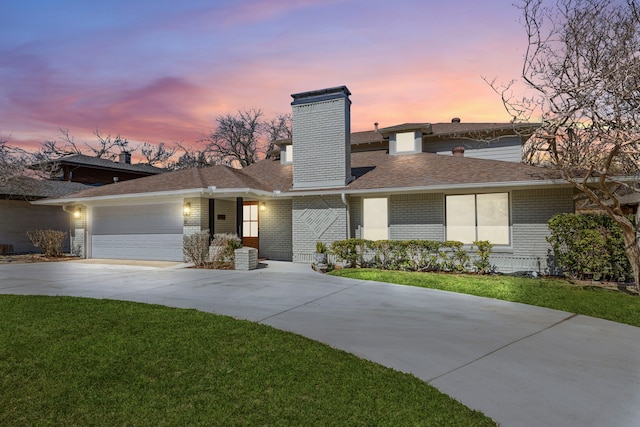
[39,150,565,204]
[51,154,164,174]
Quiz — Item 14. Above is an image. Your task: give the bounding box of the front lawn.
[0,295,494,426]
[330,269,640,327]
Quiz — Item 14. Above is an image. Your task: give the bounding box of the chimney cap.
[451,117,461,123]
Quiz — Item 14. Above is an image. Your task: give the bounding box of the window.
[243,203,258,237]
[283,145,293,163]
[395,132,415,153]
[363,198,388,240]
[446,193,509,244]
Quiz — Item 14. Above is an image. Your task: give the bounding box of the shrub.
[183,230,211,268]
[547,213,632,281]
[330,239,367,268]
[472,240,494,274]
[210,233,242,268]
[26,229,67,257]
[330,238,485,273]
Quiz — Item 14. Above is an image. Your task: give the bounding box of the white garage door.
[91,203,184,261]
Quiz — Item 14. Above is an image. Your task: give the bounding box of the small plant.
[315,241,327,254]
[26,229,67,257]
[472,240,494,274]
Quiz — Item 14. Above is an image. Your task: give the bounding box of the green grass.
[330,269,640,327]
[0,295,495,426]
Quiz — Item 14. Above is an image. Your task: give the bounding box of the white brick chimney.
[290,86,352,189]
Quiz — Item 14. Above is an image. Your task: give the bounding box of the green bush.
[547,213,632,281]
[473,240,494,274]
[330,238,491,273]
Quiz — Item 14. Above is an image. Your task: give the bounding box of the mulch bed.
[0,254,79,264]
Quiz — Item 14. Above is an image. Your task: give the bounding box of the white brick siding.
[259,199,293,261]
[292,95,351,189]
[213,199,237,235]
[389,194,445,240]
[293,195,348,262]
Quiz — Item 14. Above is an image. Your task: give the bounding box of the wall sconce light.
[73,207,81,219]
[260,202,266,211]
[183,202,191,216]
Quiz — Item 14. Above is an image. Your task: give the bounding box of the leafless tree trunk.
[490,0,640,290]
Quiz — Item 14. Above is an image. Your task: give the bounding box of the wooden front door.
[242,201,259,250]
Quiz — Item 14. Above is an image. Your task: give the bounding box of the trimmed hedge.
[330,239,492,273]
[547,213,633,281]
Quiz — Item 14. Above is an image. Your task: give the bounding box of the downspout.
[341,193,351,238]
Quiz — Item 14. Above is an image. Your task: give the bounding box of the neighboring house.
[37,86,575,273]
[0,178,89,253]
[46,153,164,185]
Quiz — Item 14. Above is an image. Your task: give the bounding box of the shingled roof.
[53,154,164,174]
[44,150,564,203]
[0,177,89,199]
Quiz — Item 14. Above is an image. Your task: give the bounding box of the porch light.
[183,202,191,216]
[73,207,81,219]
[260,202,266,211]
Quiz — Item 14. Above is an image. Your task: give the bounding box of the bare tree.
[140,142,177,167]
[264,114,292,159]
[200,108,265,168]
[90,129,136,160]
[490,0,640,289]
[167,142,216,170]
[0,137,28,186]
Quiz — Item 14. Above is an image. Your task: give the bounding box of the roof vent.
[451,117,461,123]
[452,146,465,157]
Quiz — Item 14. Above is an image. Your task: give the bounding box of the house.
[0,178,89,254]
[36,86,575,273]
[46,152,164,185]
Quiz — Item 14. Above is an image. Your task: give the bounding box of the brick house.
[37,86,575,273]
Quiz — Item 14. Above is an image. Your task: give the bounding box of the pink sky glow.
[0,0,529,154]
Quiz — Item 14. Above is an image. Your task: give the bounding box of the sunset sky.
[0,0,528,153]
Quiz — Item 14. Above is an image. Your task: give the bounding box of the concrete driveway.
[1,260,639,427]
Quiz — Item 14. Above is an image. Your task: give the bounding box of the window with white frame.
[362,197,388,240]
[446,193,510,244]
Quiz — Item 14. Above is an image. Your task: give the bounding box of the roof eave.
[33,187,275,205]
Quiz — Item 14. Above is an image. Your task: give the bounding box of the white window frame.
[445,193,510,245]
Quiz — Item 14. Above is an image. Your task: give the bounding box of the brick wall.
[213,199,237,235]
[258,199,292,260]
[292,88,351,189]
[389,193,445,240]
[507,187,574,273]
[292,195,348,262]
[183,197,208,237]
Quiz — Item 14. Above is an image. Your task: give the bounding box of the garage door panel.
[92,204,182,235]
[92,234,183,261]
[90,203,184,261]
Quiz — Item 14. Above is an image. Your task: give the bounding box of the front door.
[242,201,259,250]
